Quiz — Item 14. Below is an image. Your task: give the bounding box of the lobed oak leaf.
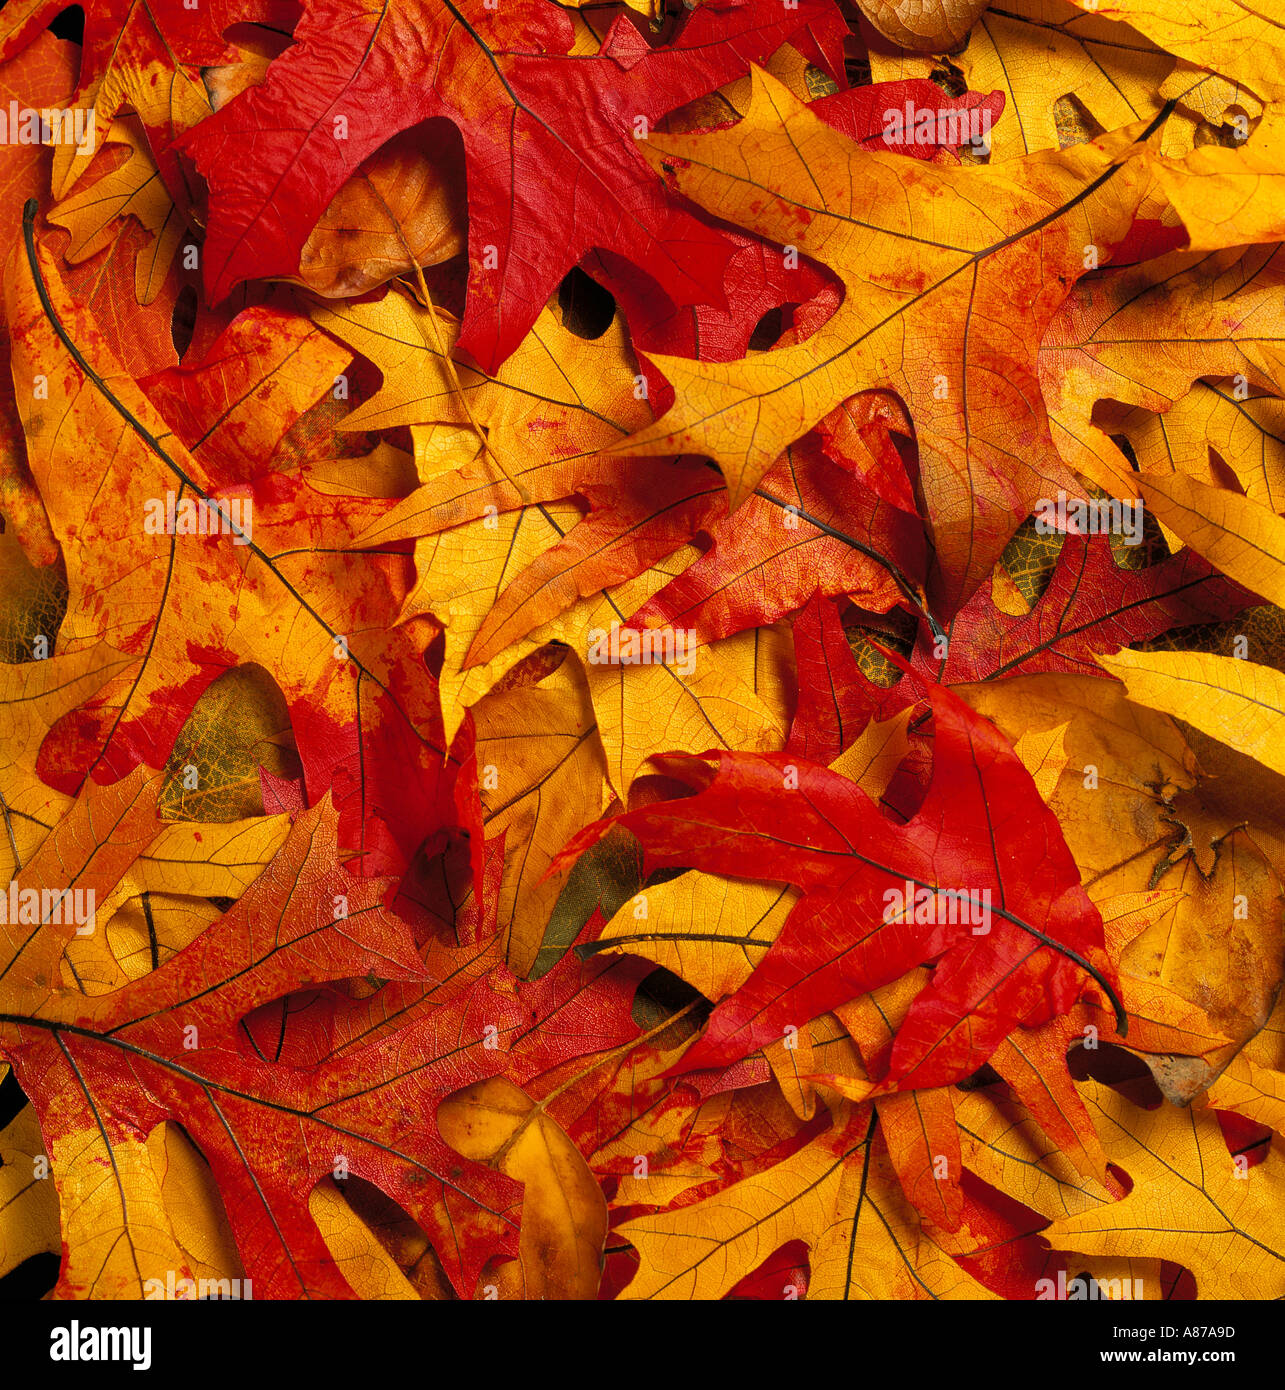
[585,79,1005,367]
[1202,993,1285,1141]
[622,434,926,647]
[0,781,653,1298]
[11,222,453,876]
[558,678,1121,1089]
[0,0,255,200]
[0,30,77,267]
[180,0,842,370]
[787,591,887,765]
[0,641,132,882]
[3,0,1283,1310]
[1115,384,1285,515]
[467,658,612,976]
[1064,0,1285,107]
[316,285,649,470]
[137,306,355,486]
[869,0,1217,163]
[1041,243,1285,503]
[306,1176,457,1300]
[1144,107,1285,250]
[1047,1078,1285,1298]
[47,113,188,308]
[961,673,1285,1077]
[915,532,1252,686]
[833,972,968,1229]
[461,464,726,670]
[591,709,911,1003]
[607,64,1161,612]
[617,1104,996,1299]
[953,1083,1118,1219]
[406,507,789,800]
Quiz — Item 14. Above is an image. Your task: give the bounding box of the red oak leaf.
[621,432,925,646]
[180,0,843,370]
[917,531,1252,686]
[556,678,1120,1090]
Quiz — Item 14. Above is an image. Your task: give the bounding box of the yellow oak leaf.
[617,1105,996,1300]
[606,65,1159,611]
[1048,1078,1285,1298]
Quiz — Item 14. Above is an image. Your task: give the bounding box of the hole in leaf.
[1208,446,1245,495]
[557,266,615,340]
[1000,513,1063,609]
[844,55,872,89]
[239,989,335,1067]
[149,1122,246,1290]
[632,964,711,1040]
[160,663,299,822]
[47,5,84,44]
[532,823,643,980]
[0,513,68,662]
[956,1063,1003,1091]
[748,303,798,353]
[1067,1039,1164,1108]
[1216,1109,1271,1168]
[0,1068,28,1130]
[1195,113,1251,149]
[171,283,198,361]
[1111,433,1141,471]
[0,1252,59,1299]
[310,1173,457,1299]
[930,59,968,99]
[843,602,917,688]
[1053,93,1107,149]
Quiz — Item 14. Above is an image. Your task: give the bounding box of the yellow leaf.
[1048,1079,1285,1298]
[1070,0,1285,105]
[874,0,1193,162]
[961,673,1283,1071]
[1097,648,1285,778]
[856,0,989,51]
[617,1107,995,1300]
[438,1077,607,1300]
[1203,993,1285,1137]
[63,812,291,995]
[607,65,1155,609]
[1148,107,1285,248]
[410,511,788,796]
[955,1086,1118,1218]
[0,1104,58,1281]
[49,113,184,305]
[0,641,131,882]
[316,287,646,492]
[1013,721,1071,801]
[473,658,611,975]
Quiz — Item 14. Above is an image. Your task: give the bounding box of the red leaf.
[623,433,925,646]
[180,0,840,370]
[786,591,874,765]
[915,532,1252,686]
[557,679,1119,1089]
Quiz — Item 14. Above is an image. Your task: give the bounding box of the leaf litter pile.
[0,0,1284,1305]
